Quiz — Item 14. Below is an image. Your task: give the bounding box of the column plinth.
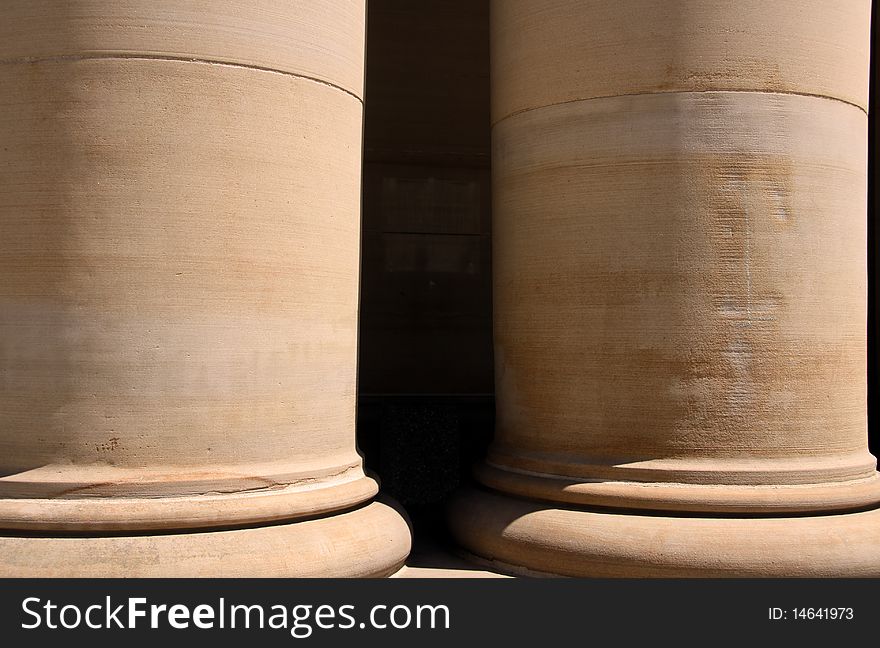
[0,1,410,577]
[449,0,880,576]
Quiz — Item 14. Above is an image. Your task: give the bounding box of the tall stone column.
[450,0,880,576]
[0,1,410,576]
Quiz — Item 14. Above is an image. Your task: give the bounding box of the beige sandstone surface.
[449,0,880,576]
[0,1,410,576]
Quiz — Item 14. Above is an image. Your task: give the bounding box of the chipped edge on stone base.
[447,487,880,577]
[0,500,411,577]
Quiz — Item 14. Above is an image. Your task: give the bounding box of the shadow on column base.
[447,488,880,577]
[0,500,411,577]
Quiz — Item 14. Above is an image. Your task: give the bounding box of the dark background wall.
[357,0,880,528]
[356,0,493,527]
[359,0,492,396]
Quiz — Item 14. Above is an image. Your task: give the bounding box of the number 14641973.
[768,608,854,621]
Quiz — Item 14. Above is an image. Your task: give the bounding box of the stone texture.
[450,489,880,578]
[491,0,870,122]
[0,502,408,578]
[449,0,880,576]
[0,0,366,97]
[0,1,410,576]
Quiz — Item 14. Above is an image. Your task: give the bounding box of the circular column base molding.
[448,488,880,577]
[475,462,880,515]
[0,500,411,577]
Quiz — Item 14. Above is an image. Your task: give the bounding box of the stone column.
[449,0,880,576]
[0,1,410,576]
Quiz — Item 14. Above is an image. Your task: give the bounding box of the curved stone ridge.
[0,0,366,98]
[491,0,870,123]
[450,489,880,578]
[0,501,410,577]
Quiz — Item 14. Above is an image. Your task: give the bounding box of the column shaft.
[450,0,880,576]
[0,1,410,577]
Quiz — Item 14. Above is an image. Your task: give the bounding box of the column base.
[448,488,880,577]
[0,500,411,577]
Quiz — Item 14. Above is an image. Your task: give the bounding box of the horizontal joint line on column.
[492,88,867,127]
[0,53,363,103]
